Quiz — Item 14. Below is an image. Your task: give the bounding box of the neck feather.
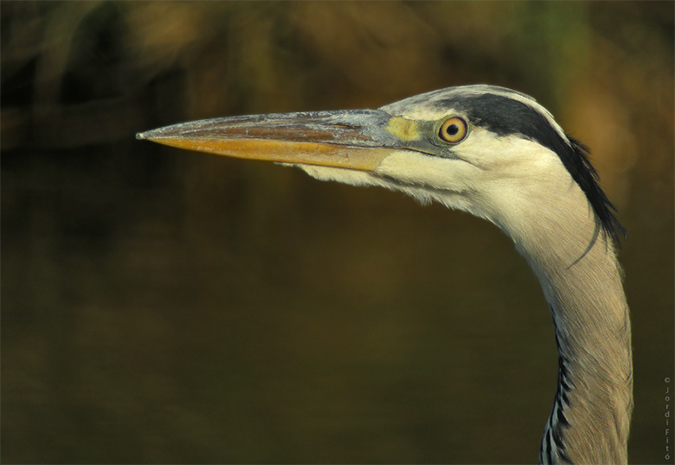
[501,190,633,464]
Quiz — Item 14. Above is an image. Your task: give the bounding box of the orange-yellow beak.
[136,110,403,172]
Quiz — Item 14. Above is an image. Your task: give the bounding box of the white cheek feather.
[287,153,486,218]
[292,162,465,209]
[375,150,480,193]
[456,128,560,175]
[453,135,597,262]
[285,135,586,256]
[290,164,386,188]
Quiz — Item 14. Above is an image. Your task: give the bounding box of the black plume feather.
[562,137,626,246]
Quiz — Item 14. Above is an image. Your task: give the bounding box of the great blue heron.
[137,85,633,464]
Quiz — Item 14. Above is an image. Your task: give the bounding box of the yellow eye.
[439,117,468,143]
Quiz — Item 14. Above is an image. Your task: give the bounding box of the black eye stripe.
[434,91,625,244]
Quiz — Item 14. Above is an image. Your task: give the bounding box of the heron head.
[137,85,622,244]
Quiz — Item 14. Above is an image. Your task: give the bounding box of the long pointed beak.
[136,110,403,172]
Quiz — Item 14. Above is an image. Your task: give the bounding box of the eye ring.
[439,117,468,143]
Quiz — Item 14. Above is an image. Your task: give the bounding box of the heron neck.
[514,223,633,464]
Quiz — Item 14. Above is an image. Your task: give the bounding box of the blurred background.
[2,1,673,463]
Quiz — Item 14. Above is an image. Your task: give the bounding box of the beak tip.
[137,129,162,141]
[137,124,184,141]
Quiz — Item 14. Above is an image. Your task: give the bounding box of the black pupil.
[445,124,459,136]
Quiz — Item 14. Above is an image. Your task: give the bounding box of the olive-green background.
[2,2,673,463]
